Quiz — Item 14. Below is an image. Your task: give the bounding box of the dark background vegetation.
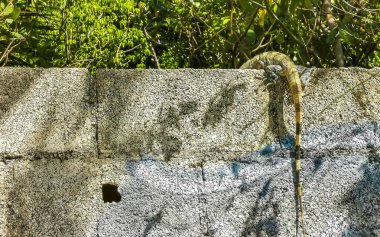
[1,0,379,74]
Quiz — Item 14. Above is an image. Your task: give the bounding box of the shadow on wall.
[240,178,280,237]
[203,82,247,127]
[100,76,250,162]
[94,155,282,237]
[5,158,97,237]
[340,149,380,237]
[0,69,37,119]
[2,69,97,236]
[93,122,379,237]
[0,69,93,156]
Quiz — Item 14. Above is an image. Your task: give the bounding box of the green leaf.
[193,2,200,8]
[342,15,353,24]
[10,6,21,20]
[0,35,8,41]
[326,27,339,44]
[11,31,24,39]
[303,0,313,9]
[276,32,285,44]
[29,57,39,64]
[223,17,230,25]
[273,4,278,14]
[339,28,354,44]
[238,0,256,13]
[246,29,255,43]
[1,4,13,17]
[258,8,267,27]
[5,18,13,24]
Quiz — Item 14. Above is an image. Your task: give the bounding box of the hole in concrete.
[102,183,121,203]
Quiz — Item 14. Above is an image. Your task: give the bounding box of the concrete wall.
[0,67,379,236]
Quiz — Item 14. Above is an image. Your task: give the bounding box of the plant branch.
[323,0,345,67]
[263,0,323,67]
[0,39,24,66]
[250,23,275,54]
[143,27,160,69]
[232,7,259,68]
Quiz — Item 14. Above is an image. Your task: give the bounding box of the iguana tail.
[240,52,306,236]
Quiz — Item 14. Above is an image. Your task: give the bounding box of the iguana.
[240,51,306,236]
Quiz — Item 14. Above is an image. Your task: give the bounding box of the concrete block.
[97,69,269,162]
[0,68,95,158]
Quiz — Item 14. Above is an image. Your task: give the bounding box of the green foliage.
[0,0,379,70]
[0,0,23,65]
[236,0,380,67]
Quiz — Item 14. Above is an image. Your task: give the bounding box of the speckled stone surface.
[0,68,95,158]
[0,68,379,237]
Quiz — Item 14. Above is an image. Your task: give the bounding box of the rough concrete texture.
[0,68,379,237]
[96,69,269,162]
[0,68,95,158]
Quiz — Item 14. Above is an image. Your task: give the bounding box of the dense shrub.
[1,0,379,73]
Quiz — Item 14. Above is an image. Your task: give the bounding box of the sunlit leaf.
[11,31,24,39]
[5,18,13,23]
[1,4,13,17]
[258,8,267,27]
[223,17,230,25]
[193,2,200,8]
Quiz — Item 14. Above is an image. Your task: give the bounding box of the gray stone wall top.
[97,68,380,162]
[0,68,95,159]
[97,69,268,162]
